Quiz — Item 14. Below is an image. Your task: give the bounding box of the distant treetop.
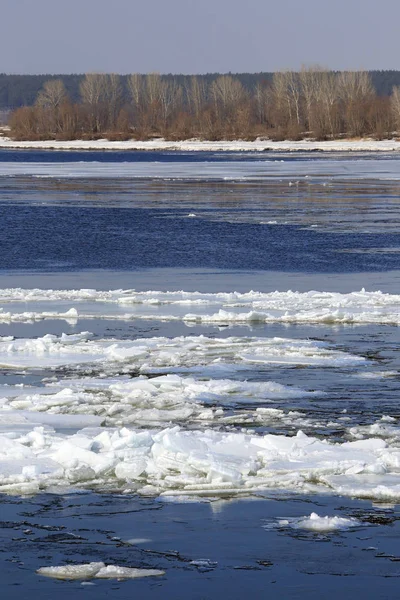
[1,71,400,110]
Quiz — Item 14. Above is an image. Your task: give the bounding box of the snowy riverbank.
[1,137,400,152]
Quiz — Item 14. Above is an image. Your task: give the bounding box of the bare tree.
[9,107,37,139]
[391,86,400,132]
[299,66,324,131]
[185,76,206,119]
[271,71,302,134]
[127,74,148,133]
[159,79,182,130]
[146,73,162,105]
[253,82,269,125]
[36,79,67,109]
[35,79,70,137]
[210,75,248,137]
[80,73,108,132]
[337,71,375,136]
[57,102,80,139]
[145,73,163,130]
[8,69,395,142]
[285,71,301,126]
[368,96,393,139]
[105,73,122,130]
[128,74,144,112]
[314,71,340,137]
[337,71,374,104]
[211,76,246,116]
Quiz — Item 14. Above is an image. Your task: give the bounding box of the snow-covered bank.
[1,137,400,152]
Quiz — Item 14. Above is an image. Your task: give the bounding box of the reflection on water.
[1,180,400,271]
[2,175,400,234]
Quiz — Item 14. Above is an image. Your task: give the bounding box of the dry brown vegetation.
[8,69,400,141]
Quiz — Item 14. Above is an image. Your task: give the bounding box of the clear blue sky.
[1,0,398,74]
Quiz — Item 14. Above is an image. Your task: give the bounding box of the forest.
[7,69,400,141]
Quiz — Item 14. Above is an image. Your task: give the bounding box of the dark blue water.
[1,150,400,273]
[1,149,262,163]
[2,148,398,163]
[1,152,398,291]
[2,204,400,272]
[3,492,400,600]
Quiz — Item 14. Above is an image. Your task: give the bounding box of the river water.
[1,149,400,598]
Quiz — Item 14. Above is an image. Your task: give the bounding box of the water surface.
[1,149,400,598]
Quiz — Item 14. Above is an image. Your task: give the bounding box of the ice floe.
[276,512,360,532]
[37,562,165,580]
[0,285,399,503]
[1,287,400,325]
[0,374,322,428]
[0,333,363,370]
[2,153,400,182]
[1,425,400,501]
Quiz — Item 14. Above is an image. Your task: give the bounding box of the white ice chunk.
[37,562,105,580]
[0,286,399,326]
[279,512,360,532]
[37,562,164,580]
[95,565,165,579]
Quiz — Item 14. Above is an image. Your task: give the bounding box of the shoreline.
[1,137,400,152]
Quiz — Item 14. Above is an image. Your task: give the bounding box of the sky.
[1,0,399,74]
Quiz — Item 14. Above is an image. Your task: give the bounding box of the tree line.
[8,69,400,141]
[3,71,400,109]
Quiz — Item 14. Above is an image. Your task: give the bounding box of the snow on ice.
[1,286,400,503]
[276,512,360,532]
[37,562,165,580]
[0,287,400,325]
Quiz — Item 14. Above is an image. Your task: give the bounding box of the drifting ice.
[0,287,400,325]
[0,425,399,501]
[277,512,360,532]
[37,562,165,580]
[0,286,398,503]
